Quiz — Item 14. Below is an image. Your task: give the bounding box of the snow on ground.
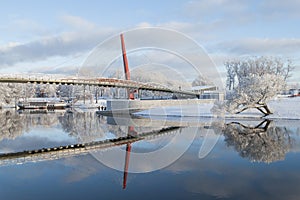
[134,97,300,120]
[135,103,213,117]
[266,97,300,120]
[73,99,106,109]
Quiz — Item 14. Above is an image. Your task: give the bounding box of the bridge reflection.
[0,109,216,189]
[0,112,181,189]
[0,126,180,166]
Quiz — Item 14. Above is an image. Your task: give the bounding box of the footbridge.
[0,33,218,100]
[0,74,199,97]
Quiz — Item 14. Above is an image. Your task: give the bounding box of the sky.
[0,0,299,83]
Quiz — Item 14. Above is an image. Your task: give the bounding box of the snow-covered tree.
[225,61,238,90]
[57,85,72,98]
[131,68,191,90]
[35,84,57,98]
[45,84,57,97]
[192,74,213,87]
[23,83,36,99]
[0,83,23,106]
[225,57,293,116]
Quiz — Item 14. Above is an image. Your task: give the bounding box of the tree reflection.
[0,110,26,141]
[59,111,107,142]
[0,110,63,142]
[223,120,293,163]
[0,110,108,143]
[0,110,162,143]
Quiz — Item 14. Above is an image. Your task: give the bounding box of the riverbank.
[134,97,300,120]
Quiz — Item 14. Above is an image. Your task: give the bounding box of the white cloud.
[0,6,299,80]
[215,38,300,56]
[12,18,47,33]
[185,0,243,14]
[184,0,250,22]
[0,26,117,66]
[60,14,97,30]
[0,18,51,43]
[136,22,153,28]
[259,0,300,19]
[136,21,226,42]
[0,42,21,50]
[208,37,300,82]
[182,0,300,31]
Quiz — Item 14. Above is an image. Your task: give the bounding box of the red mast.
[120,33,130,81]
[120,33,135,100]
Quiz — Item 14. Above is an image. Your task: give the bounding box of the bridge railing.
[0,73,199,96]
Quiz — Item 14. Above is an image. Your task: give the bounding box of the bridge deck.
[0,76,198,96]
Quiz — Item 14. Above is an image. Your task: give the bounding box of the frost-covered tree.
[0,83,23,106]
[192,74,213,87]
[35,84,57,98]
[23,83,36,99]
[225,57,293,115]
[57,85,72,98]
[45,84,57,98]
[225,61,238,90]
[131,68,191,89]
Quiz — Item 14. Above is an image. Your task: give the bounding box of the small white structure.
[18,98,69,109]
[191,86,224,101]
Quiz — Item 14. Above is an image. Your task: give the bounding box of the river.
[0,109,300,200]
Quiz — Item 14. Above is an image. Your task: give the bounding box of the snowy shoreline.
[1,97,299,120]
[134,97,300,120]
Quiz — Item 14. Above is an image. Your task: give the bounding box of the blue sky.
[0,0,299,83]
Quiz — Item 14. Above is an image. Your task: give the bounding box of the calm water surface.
[0,109,300,200]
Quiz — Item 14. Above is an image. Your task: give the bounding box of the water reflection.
[0,110,299,165]
[223,120,293,163]
[0,110,184,190]
[1,110,300,199]
[0,110,26,141]
[59,111,107,142]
